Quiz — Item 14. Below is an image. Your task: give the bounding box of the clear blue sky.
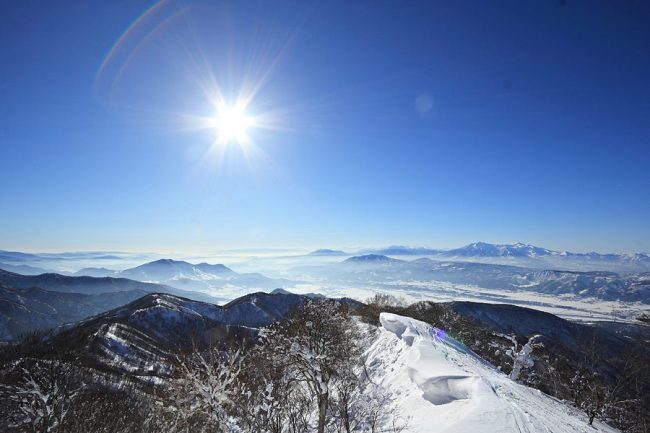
[1,0,649,253]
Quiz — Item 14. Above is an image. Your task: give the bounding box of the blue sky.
[1,0,649,253]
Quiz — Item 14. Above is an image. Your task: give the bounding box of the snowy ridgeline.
[369,313,619,433]
[0,305,628,433]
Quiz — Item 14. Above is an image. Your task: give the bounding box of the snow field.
[362,312,620,433]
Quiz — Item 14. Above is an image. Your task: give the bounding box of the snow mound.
[367,312,619,433]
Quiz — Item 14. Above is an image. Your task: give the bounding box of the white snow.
[509,335,543,381]
[363,312,619,433]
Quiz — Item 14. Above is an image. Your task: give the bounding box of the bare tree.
[570,369,608,425]
[568,332,608,425]
[598,350,650,433]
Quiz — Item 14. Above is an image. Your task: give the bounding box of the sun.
[212,104,251,144]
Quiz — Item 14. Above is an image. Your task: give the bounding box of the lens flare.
[93,0,302,175]
[212,103,252,144]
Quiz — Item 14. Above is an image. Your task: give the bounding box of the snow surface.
[364,312,619,433]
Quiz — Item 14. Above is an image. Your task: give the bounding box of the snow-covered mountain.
[369,313,618,433]
[2,286,643,432]
[362,242,556,258]
[361,242,650,272]
[49,291,311,376]
[444,241,556,258]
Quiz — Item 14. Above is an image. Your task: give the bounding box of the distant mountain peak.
[448,242,555,258]
[120,259,235,280]
[147,258,187,265]
[308,249,348,256]
[362,246,441,255]
[344,254,400,263]
[195,262,234,273]
[271,288,293,295]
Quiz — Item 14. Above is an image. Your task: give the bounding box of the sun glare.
[213,104,251,144]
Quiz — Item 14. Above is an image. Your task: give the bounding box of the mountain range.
[357,242,650,272]
[0,268,229,341]
[71,258,296,298]
[0,262,53,275]
[3,242,650,278]
[39,290,329,376]
[0,283,150,342]
[298,255,650,303]
[0,269,179,296]
[0,273,646,432]
[364,242,650,259]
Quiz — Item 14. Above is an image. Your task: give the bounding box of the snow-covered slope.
[445,242,556,258]
[365,312,619,433]
[48,291,311,376]
[441,243,650,272]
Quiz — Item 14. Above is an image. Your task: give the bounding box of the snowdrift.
[365,312,619,433]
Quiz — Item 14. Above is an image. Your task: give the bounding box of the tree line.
[0,300,407,433]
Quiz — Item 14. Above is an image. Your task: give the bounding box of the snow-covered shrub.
[0,358,81,433]
[252,300,363,433]
[161,347,242,433]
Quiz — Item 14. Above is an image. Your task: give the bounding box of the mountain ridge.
[365,241,650,260]
[0,269,216,302]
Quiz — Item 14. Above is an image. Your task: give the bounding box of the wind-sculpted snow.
[366,312,619,433]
